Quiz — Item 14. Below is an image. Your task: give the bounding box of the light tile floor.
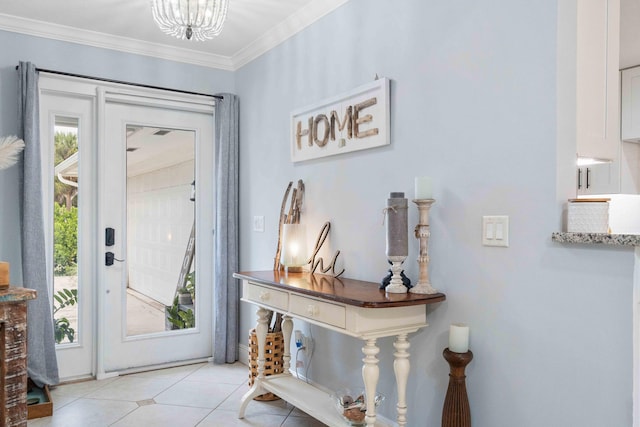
[27,362,328,427]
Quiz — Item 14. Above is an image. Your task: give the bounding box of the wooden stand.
[442,348,473,427]
[1,287,37,427]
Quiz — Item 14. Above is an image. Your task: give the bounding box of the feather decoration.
[0,135,25,171]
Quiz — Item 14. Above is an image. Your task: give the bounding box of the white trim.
[40,73,216,108]
[238,343,250,366]
[0,0,350,70]
[108,357,211,377]
[96,87,107,380]
[0,13,233,70]
[231,0,351,69]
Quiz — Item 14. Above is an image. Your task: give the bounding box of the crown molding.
[0,13,234,70]
[0,0,350,71]
[231,0,350,69]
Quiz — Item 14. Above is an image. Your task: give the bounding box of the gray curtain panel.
[213,93,240,364]
[18,61,60,386]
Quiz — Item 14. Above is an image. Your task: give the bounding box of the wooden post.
[442,348,473,427]
[0,287,37,427]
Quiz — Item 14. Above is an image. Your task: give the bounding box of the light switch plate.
[253,216,265,232]
[482,215,509,247]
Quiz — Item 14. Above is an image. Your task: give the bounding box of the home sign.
[290,78,390,162]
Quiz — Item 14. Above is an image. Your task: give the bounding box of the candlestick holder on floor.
[442,348,473,427]
[411,199,437,294]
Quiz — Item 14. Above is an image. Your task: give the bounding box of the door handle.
[105,252,125,266]
[586,168,591,189]
[577,168,582,190]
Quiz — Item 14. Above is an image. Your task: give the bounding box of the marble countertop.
[552,232,640,246]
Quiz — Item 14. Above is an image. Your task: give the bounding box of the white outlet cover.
[253,216,265,232]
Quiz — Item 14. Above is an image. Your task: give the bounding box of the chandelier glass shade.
[151,0,229,41]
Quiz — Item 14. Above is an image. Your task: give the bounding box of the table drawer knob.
[307,305,319,316]
[259,291,270,301]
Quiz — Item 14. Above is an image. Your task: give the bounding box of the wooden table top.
[234,271,446,308]
[0,287,37,303]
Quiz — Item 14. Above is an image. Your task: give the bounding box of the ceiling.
[126,126,195,177]
[2,1,637,71]
[0,0,349,70]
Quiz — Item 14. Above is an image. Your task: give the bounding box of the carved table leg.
[255,308,269,380]
[281,315,293,375]
[394,333,410,427]
[239,307,270,418]
[362,338,380,427]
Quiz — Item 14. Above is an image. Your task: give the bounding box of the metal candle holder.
[385,192,409,294]
[410,199,438,294]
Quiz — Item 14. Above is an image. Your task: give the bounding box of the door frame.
[98,90,215,376]
[39,78,98,381]
[39,73,217,381]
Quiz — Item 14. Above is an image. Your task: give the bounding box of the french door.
[100,94,214,374]
[39,75,215,380]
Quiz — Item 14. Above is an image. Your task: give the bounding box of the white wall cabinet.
[576,164,615,195]
[576,0,620,161]
[622,66,640,142]
[575,142,640,195]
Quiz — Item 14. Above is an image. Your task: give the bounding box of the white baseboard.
[238,343,250,366]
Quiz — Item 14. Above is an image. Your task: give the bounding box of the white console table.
[234,271,445,427]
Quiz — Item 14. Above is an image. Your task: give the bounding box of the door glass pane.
[125,125,196,336]
[53,117,80,345]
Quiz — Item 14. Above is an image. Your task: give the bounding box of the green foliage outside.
[181,271,195,301]
[54,203,78,276]
[53,130,79,276]
[53,288,78,344]
[167,271,196,330]
[53,131,79,344]
[166,296,195,330]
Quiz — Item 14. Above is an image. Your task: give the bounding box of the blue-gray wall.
[0,1,635,425]
[0,29,235,284]
[236,1,635,426]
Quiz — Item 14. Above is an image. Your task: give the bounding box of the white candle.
[449,323,469,353]
[414,176,432,199]
[280,224,308,268]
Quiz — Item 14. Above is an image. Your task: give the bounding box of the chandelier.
[151,0,229,41]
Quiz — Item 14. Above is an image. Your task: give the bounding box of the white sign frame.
[290,78,390,162]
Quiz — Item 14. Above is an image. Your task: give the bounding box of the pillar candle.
[414,176,432,199]
[0,261,9,286]
[280,224,308,268]
[385,192,408,257]
[449,323,469,353]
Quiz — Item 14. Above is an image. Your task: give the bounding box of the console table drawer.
[245,283,288,311]
[290,294,345,328]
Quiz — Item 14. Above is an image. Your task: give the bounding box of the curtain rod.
[15,65,223,100]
